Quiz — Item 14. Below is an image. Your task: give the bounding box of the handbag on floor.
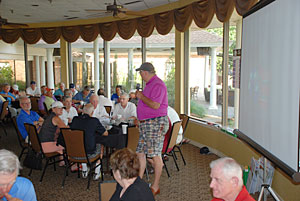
[23,149,43,170]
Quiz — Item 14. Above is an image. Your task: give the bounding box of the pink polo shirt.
[137,75,168,120]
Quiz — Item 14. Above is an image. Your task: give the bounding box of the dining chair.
[12,117,29,159]
[61,128,103,189]
[24,123,63,182]
[104,106,112,115]
[0,101,9,136]
[162,120,182,177]
[98,180,117,201]
[30,96,40,113]
[126,126,140,152]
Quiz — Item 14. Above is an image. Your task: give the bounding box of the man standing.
[0,149,37,201]
[17,97,44,142]
[135,62,169,196]
[26,81,41,97]
[210,157,255,201]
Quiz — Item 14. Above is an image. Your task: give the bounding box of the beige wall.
[185,121,300,201]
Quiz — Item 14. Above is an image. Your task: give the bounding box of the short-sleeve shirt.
[59,107,78,123]
[113,102,137,121]
[0,90,16,106]
[211,186,255,201]
[17,109,41,139]
[2,177,37,201]
[26,87,41,96]
[73,91,91,103]
[54,88,64,96]
[137,75,168,120]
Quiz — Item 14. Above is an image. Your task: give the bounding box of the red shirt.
[211,186,255,201]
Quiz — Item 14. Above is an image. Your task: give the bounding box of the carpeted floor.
[1,121,266,201]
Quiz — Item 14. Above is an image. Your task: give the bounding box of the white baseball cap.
[51,101,64,109]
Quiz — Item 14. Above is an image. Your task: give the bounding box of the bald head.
[89,94,98,108]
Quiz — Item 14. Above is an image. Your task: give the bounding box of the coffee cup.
[122,124,128,134]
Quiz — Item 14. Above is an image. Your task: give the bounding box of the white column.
[128,48,134,89]
[94,37,100,93]
[34,56,40,89]
[104,40,111,98]
[40,56,46,86]
[234,20,242,129]
[204,55,210,88]
[68,42,73,84]
[82,51,87,86]
[209,47,217,109]
[46,48,54,89]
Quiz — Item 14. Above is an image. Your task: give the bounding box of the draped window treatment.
[0,0,257,44]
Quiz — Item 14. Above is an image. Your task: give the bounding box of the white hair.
[120,92,129,99]
[83,103,94,115]
[210,157,243,187]
[0,149,21,175]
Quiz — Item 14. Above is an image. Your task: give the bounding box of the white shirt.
[26,87,41,96]
[112,102,137,121]
[92,104,110,126]
[98,95,114,109]
[167,106,183,144]
[59,107,78,125]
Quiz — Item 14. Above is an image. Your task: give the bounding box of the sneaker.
[82,167,90,178]
[93,172,101,180]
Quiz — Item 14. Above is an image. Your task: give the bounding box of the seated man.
[72,85,92,104]
[70,104,108,180]
[69,83,78,97]
[38,87,57,115]
[112,92,137,123]
[97,88,113,108]
[17,96,44,142]
[53,82,65,100]
[89,94,110,126]
[59,96,78,125]
[26,81,41,97]
[0,149,37,201]
[210,157,255,201]
[0,83,18,117]
[111,85,122,104]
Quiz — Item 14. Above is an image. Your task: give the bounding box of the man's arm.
[136,90,160,109]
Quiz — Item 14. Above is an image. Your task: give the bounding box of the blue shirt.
[2,177,37,201]
[0,90,16,106]
[0,98,3,114]
[17,109,40,139]
[111,93,119,103]
[72,91,91,103]
[53,88,64,96]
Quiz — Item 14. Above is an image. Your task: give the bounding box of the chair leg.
[175,146,186,165]
[40,158,50,182]
[87,165,92,190]
[162,155,170,178]
[171,151,180,171]
[62,162,71,187]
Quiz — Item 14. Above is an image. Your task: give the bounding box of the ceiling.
[0,0,178,24]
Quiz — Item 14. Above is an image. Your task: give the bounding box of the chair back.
[24,123,43,154]
[179,114,189,132]
[104,106,112,115]
[12,117,26,146]
[43,102,50,115]
[61,128,87,162]
[165,121,182,153]
[0,101,8,120]
[99,180,117,201]
[30,97,40,113]
[127,127,140,152]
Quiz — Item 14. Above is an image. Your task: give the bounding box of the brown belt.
[139,120,146,123]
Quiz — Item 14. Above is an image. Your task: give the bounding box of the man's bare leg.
[137,152,146,179]
[151,155,163,192]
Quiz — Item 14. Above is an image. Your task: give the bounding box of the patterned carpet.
[0,122,245,201]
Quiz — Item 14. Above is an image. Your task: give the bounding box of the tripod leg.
[267,186,281,201]
[257,186,265,201]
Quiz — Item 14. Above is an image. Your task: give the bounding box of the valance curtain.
[0,0,257,44]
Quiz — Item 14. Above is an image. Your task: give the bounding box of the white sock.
[95,163,101,174]
[82,163,87,171]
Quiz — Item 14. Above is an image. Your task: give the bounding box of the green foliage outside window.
[0,64,13,84]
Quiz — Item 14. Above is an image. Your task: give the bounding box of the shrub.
[190,100,206,118]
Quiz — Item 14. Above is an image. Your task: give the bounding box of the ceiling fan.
[85,0,147,18]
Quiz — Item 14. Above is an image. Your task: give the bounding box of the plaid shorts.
[136,116,169,157]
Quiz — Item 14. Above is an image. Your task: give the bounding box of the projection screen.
[239,0,300,172]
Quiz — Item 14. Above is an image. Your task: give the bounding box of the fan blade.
[85,9,108,12]
[123,0,142,5]
[119,8,148,17]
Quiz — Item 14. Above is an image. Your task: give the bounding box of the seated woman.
[39,101,68,166]
[59,96,78,125]
[109,148,155,201]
